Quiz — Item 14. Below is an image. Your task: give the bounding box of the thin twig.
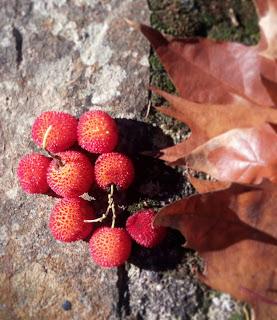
[111,203,116,228]
[144,101,151,119]
[84,208,109,223]
[84,184,117,225]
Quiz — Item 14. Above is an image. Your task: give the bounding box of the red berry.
[32,111,78,152]
[77,110,118,154]
[49,198,95,242]
[126,209,167,248]
[94,152,134,190]
[89,227,132,268]
[47,151,94,197]
[17,153,51,194]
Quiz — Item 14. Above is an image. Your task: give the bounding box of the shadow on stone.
[116,265,131,319]
[129,155,184,202]
[85,119,187,271]
[116,118,185,203]
[129,229,186,272]
[116,118,173,154]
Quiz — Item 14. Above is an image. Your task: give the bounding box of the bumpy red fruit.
[32,111,78,152]
[17,153,51,194]
[47,151,94,197]
[126,209,167,248]
[49,198,95,242]
[77,110,118,154]
[95,152,134,190]
[89,227,132,268]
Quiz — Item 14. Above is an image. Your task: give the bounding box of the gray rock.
[0,0,149,319]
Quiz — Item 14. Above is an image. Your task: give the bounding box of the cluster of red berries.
[17,110,167,268]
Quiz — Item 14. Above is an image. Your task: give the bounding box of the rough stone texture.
[1,0,249,319]
[0,1,149,319]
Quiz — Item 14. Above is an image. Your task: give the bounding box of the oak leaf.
[184,123,277,185]
[153,88,277,166]
[154,180,277,320]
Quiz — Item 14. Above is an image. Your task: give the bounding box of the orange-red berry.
[32,111,78,152]
[47,151,94,197]
[49,198,95,242]
[17,153,51,194]
[89,227,132,268]
[94,152,134,190]
[126,209,167,248]
[77,110,118,154]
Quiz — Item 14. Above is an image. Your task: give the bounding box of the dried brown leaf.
[154,181,277,319]
[153,88,277,162]
[184,123,277,185]
[139,22,277,107]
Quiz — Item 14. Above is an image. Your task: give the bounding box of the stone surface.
[1,1,149,319]
[1,0,251,319]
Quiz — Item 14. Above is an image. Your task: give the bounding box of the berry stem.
[84,184,117,226]
[84,210,109,223]
[111,203,116,228]
[42,125,53,150]
[42,125,64,166]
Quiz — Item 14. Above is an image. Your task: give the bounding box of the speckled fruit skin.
[32,111,78,152]
[17,153,51,194]
[77,110,118,154]
[89,227,132,268]
[94,152,134,190]
[126,209,167,248]
[49,198,95,242]
[47,151,94,197]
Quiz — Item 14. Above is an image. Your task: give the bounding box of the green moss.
[149,54,164,72]
[127,202,146,213]
[149,0,259,43]
[150,73,175,103]
[201,12,215,29]
[147,0,171,11]
[147,50,189,147]
[126,195,163,213]
[206,0,259,44]
[208,22,242,42]
[201,0,259,44]
[150,13,169,34]
[229,313,246,320]
[148,52,176,106]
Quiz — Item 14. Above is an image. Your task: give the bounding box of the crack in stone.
[116,265,131,319]
[12,27,23,67]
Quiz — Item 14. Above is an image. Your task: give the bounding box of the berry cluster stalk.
[84,184,116,228]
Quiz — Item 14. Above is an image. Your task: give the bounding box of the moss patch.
[148,0,259,43]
